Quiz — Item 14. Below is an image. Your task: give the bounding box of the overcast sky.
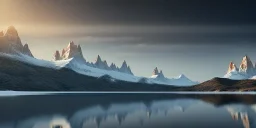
[1,0,256,81]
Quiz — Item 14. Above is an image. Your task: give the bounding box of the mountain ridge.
[0,53,255,91]
[52,41,196,85]
[224,55,256,80]
[0,26,33,57]
[0,26,240,88]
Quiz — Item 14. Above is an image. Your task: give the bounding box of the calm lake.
[0,93,255,128]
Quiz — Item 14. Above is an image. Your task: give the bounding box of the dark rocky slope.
[191,77,256,91]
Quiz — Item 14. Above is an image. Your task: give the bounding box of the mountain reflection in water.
[0,93,256,128]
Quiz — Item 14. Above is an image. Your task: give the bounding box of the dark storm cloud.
[33,25,256,45]
[3,0,256,45]
[5,0,256,26]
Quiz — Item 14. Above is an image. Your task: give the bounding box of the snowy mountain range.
[54,41,134,75]
[0,26,198,86]
[224,55,256,80]
[150,67,198,86]
[53,41,197,86]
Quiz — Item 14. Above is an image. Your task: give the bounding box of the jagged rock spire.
[110,63,119,71]
[119,60,133,75]
[158,70,165,77]
[227,61,238,73]
[94,55,111,70]
[4,26,19,37]
[0,31,4,36]
[77,44,83,56]
[121,60,127,68]
[22,43,33,57]
[225,55,256,79]
[95,55,102,62]
[0,26,34,57]
[103,60,109,69]
[240,55,253,69]
[110,63,115,67]
[151,67,165,79]
[159,70,163,74]
[239,55,254,75]
[152,67,159,75]
[103,60,108,64]
[55,41,85,60]
[54,50,61,60]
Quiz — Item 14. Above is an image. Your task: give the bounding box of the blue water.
[0,93,254,128]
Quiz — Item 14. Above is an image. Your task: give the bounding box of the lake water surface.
[0,93,255,128]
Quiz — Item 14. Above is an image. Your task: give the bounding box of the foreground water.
[0,93,256,128]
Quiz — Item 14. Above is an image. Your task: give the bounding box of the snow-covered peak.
[121,60,128,68]
[149,67,197,86]
[170,74,198,86]
[94,55,109,69]
[227,61,238,73]
[177,74,187,79]
[150,68,166,81]
[239,55,254,75]
[22,43,34,57]
[0,26,34,57]
[152,67,159,76]
[119,60,133,75]
[158,70,165,78]
[224,55,256,80]
[55,41,85,61]
[103,60,110,70]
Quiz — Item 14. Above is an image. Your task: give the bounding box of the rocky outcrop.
[225,55,256,79]
[22,44,34,57]
[56,41,84,60]
[239,55,254,75]
[119,60,133,75]
[110,63,119,71]
[152,67,159,76]
[54,50,61,60]
[94,55,110,70]
[227,61,238,73]
[158,70,165,78]
[151,67,165,79]
[0,26,34,57]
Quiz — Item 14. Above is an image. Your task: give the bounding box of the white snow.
[250,75,256,79]
[149,74,198,86]
[223,70,250,80]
